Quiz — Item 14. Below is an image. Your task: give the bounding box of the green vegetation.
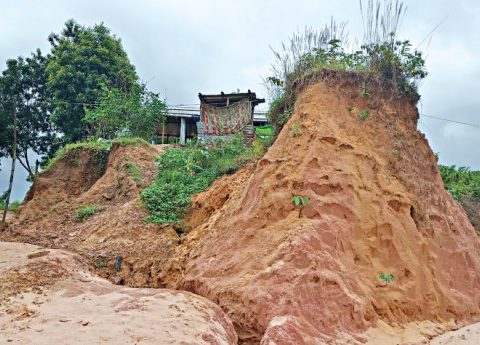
[74,205,101,221]
[0,50,59,181]
[123,161,143,181]
[265,0,427,130]
[358,110,370,120]
[379,273,394,284]
[83,84,167,140]
[292,195,309,207]
[42,140,111,173]
[42,137,148,173]
[47,19,139,142]
[439,165,480,203]
[141,137,255,225]
[0,192,20,212]
[1,18,162,207]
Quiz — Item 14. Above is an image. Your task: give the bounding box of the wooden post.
[161,121,165,145]
[180,117,186,145]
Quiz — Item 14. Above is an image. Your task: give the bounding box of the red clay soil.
[0,143,179,288]
[160,77,480,343]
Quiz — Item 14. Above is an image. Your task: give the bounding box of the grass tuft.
[74,205,102,222]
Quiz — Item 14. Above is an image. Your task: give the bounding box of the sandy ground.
[362,319,480,345]
[429,323,480,345]
[0,241,237,345]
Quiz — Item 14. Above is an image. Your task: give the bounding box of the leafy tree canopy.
[0,50,58,178]
[46,19,138,142]
[83,84,167,141]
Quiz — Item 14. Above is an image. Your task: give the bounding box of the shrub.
[74,205,101,221]
[0,192,21,212]
[82,84,167,141]
[439,165,480,203]
[141,136,253,224]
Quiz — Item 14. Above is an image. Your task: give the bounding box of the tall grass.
[265,0,427,129]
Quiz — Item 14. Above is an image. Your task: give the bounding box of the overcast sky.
[1,0,479,200]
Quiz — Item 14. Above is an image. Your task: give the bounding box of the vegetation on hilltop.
[42,137,148,173]
[0,19,166,216]
[266,0,428,130]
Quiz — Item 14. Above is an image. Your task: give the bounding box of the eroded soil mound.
[0,241,237,344]
[161,78,480,343]
[1,143,179,287]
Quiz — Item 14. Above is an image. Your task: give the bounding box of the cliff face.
[163,78,480,343]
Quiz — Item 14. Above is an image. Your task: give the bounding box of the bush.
[83,85,167,141]
[439,165,480,203]
[141,136,253,224]
[0,192,21,212]
[74,205,101,221]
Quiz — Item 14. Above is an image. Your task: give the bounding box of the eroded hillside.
[2,75,480,344]
[159,74,480,343]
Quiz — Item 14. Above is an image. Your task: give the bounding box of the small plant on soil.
[123,161,143,181]
[379,273,394,284]
[347,105,355,113]
[292,195,309,207]
[391,148,399,158]
[290,123,303,137]
[360,87,369,97]
[74,205,101,222]
[358,110,370,120]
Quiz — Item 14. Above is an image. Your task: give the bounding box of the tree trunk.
[17,155,34,181]
[2,102,17,223]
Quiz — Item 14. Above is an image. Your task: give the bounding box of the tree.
[46,19,139,142]
[83,84,167,140]
[0,51,58,181]
[0,59,19,222]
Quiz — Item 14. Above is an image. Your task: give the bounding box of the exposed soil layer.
[0,241,237,344]
[0,143,179,288]
[159,78,480,343]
